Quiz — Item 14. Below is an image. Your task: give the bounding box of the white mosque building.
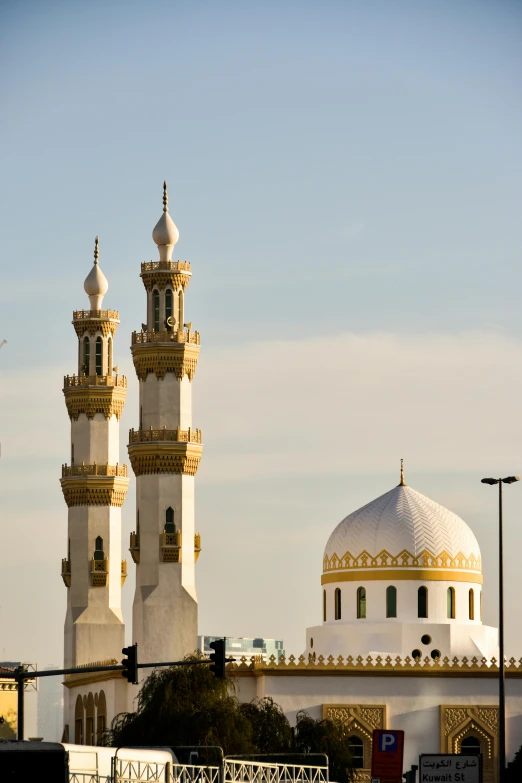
[59,186,522,782]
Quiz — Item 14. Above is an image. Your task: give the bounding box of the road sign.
[419,754,481,783]
[372,730,405,780]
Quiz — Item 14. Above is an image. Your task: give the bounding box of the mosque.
[59,186,522,782]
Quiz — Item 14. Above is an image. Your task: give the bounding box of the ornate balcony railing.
[129,427,202,445]
[62,463,128,478]
[61,558,71,587]
[162,531,181,562]
[63,374,127,388]
[141,260,191,273]
[131,329,200,346]
[90,557,108,587]
[129,532,140,564]
[73,309,119,321]
[194,533,202,563]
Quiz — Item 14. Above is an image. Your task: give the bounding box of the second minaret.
[128,183,202,664]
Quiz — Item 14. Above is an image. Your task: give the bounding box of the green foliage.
[109,659,354,782]
[507,743,522,782]
[238,698,293,753]
[294,711,354,783]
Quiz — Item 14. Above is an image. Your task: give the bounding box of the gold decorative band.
[324,548,481,574]
[321,569,483,584]
[64,385,127,420]
[73,319,119,338]
[128,441,203,476]
[129,427,202,444]
[60,476,129,507]
[131,343,200,381]
[140,270,191,292]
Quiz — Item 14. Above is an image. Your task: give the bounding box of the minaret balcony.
[63,375,127,421]
[140,260,192,292]
[121,559,127,586]
[129,427,202,445]
[62,463,128,478]
[61,558,71,587]
[129,532,140,564]
[128,432,203,476]
[131,328,200,346]
[194,533,202,563]
[90,557,109,587]
[161,530,182,562]
[72,309,120,338]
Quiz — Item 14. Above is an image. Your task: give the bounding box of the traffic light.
[402,765,418,783]
[209,638,226,678]
[122,643,138,684]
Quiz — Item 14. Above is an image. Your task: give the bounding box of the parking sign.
[372,730,405,781]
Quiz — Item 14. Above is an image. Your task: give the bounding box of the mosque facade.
[59,187,522,782]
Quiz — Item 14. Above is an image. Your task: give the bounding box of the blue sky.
[1,0,521,665]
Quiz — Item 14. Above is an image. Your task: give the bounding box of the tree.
[294,711,354,783]
[506,743,522,782]
[238,698,293,753]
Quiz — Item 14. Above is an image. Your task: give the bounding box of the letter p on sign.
[379,733,398,752]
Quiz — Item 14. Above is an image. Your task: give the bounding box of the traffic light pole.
[8,657,232,739]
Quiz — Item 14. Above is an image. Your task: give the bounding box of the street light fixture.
[481,475,520,783]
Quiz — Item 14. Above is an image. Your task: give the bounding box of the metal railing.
[141,261,191,273]
[129,428,202,444]
[64,374,127,388]
[73,309,119,320]
[115,759,169,782]
[131,329,200,346]
[171,765,220,783]
[62,463,128,477]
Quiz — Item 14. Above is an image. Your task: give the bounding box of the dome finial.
[84,236,108,309]
[94,235,99,265]
[152,181,179,261]
[399,458,407,487]
[163,180,168,213]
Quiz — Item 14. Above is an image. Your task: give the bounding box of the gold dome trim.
[324,547,481,574]
[321,569,483,585]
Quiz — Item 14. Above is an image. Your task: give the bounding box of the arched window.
[447,587,456,619]
[94,537,104,561]
[461,736,481,755]
[178,290,184,327]
[357,587,366,619]
[165,507,175,533]
[108,337,113,375]
[96,690,107,745]
[334,588,341,620]
[323,590,326,622]
[165,289,173,328]
[86,693,95,746]
[75,695,84,745]
[469,588,475,620]
[386,586,397,618]
[418,586,428,618]
[95,337,102,375]
[153,289,160,331]
[348,736,364,768]
[83,336,90,375]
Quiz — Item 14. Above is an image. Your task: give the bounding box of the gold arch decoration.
[131,343,200,381]
[127,441,203,476]
[324,548,481,575]
[322,704,386,783]
[441,705,498,783]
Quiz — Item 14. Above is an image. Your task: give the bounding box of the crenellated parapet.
[72,309,120,338]
[140,260,192,292]
[60,463,129,506]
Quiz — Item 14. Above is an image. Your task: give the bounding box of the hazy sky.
[1,0,521,666]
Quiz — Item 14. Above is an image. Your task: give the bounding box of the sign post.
[372,730,405,783]
[419,754,481,783]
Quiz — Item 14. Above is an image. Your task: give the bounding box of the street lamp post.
[481,475,519,783]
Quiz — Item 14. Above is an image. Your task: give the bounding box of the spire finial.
[163,180,168,213]
[94,235,99,265]
[399,458,406,487]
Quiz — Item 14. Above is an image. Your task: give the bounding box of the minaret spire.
[163,180,168,212]
[94,235,99,264]
[399,458,407,487]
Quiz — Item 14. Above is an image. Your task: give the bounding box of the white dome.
[324,484,481,569]
[152,210,179,248]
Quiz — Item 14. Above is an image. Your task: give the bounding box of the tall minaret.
[129,183,203,664]
[61,238,129,739]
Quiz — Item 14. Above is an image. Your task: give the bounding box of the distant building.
[37,665,63,742]
[198,636,285,663]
